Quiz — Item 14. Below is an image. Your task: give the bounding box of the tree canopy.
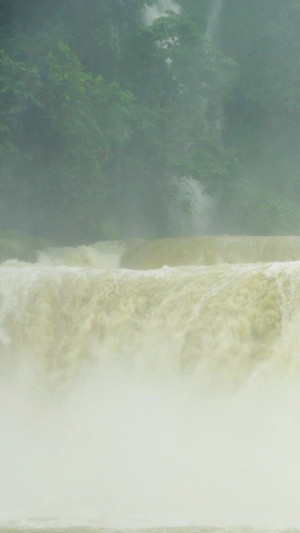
[0,0,300,243]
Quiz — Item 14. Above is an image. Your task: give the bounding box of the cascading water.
[203,0,224,137]
[170,0,225,237]
[2,236,300,532]
[205,0,224,43]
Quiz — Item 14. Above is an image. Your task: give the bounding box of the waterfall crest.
[3,237,300,385]
[38,236,300,269]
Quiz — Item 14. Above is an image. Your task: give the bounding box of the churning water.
[2,236,300,533]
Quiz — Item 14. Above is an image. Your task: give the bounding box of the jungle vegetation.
[1,0,300,245]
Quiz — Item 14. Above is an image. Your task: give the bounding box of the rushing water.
[2,236,300,532]
[205,0,223,43]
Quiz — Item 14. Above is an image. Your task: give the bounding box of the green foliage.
[1,0,300,242]
[0,24,133,242]
[219,0,300,233]
[0,230,51,262]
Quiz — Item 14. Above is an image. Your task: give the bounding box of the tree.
[219,0,300,233]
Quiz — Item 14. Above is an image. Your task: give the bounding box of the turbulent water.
[2,236,300,532]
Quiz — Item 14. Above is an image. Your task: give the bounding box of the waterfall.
[202,0,225,138]
[2,237,300,530]
[205,0,224,43]
[170,1,225,237]
[143,1,224,237]
[167,177,216,237]
[37,235,300,269]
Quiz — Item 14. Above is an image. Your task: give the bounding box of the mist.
[1,0,300,247]
[3,362,300,529]
[2,2,300,532]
